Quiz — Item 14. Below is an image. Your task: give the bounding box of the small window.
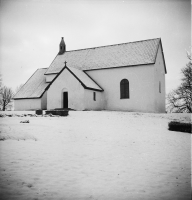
[93,92,96,101]
[120,79,129,99]
[159,81,161,93]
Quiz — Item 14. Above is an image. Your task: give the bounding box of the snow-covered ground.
[0,111,191,200]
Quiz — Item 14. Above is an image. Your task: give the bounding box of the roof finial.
[64,61,67,67]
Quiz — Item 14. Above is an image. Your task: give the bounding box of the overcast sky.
[0,0,191,94]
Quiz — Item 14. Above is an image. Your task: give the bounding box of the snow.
[46,38,160,74]
[67,67,103,91]
[13,68,49,99]
[0,111,191,200]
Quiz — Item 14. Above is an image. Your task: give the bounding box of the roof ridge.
[66,66,103,91]
[65,38,161,53]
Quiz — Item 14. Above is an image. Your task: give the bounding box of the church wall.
[41,91,47,110]
[86,65,156,112]
[84,90,105,110]
[47,69,85,110]
[14,99,41,111]
[45,74,57,83]
[154,44,166,113]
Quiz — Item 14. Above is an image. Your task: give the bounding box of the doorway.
[63,92,68,109]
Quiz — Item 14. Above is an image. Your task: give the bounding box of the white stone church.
[14,37,167,113]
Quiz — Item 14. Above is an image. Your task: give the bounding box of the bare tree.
[0,86,14,111]
[0,74,2,94]
[167,54,192,113]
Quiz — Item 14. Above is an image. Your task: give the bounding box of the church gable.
[47,67,85,110]
[158,40,167,74]
[46,66,104,110]
[46,65,103,92]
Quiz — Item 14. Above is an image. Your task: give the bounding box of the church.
[14,37,167,113]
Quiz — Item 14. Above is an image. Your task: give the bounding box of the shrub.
[168,121,191,133]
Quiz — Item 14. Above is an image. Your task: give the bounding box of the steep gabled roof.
[14,68,49,99]
[45,38,162,75]
[66,67,103,91]
[14,66,103,99]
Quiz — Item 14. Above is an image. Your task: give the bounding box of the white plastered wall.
[84,90,104,110]
[86,65,156,112]
[41,91,47,110]
[154,44,166,113]
[14,99,41,111]
[47,69,85,110]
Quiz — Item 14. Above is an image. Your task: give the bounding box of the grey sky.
[0,0,190,94]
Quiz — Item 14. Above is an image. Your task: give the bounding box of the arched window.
[120,79,129,99]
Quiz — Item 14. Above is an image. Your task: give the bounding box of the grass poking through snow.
[0,131,37,141]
